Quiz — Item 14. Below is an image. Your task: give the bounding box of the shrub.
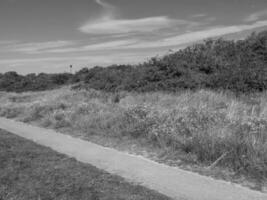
[1,31,267,94]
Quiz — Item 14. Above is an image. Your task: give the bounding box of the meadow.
[0,87,266,190]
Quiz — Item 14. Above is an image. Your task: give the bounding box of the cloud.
[19,19,267,55]
[123,20,267,49]
[79,16,184,35]
[45,39,137,53]
[245,9,267,22]
[82,39,137,50]
[6,15,267,57]
[80,0,196,35]
[94,0,116,18]
[6,41,74,54]
[95,0,114,10]
[78,20,267,51]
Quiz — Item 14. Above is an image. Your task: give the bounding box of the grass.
[0,87,266,190]
[0,129,170,200]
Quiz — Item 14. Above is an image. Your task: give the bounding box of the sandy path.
[0,117,266,200]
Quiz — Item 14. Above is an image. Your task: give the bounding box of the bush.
[0,72,73,92]
[1,31,267,94]
[77,31,267,93]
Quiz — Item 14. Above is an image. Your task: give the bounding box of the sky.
[0,0,267,74]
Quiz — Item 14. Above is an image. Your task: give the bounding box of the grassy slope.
[0,87,266,191]
[0,129,170,200]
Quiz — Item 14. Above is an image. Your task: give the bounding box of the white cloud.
[79,16,185,35]
[94,0,116,19]
[82,39,137,50]
[36,39,137,53]
[80,0,195,35]
[123,20,267,49]
[6,19,267,56]
[245,9,267,22]
[78,20,267,51]
[18,19,267,55]
[95,0,114,10]
[7,41,74,54]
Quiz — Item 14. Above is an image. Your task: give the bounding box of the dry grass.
[0,87,266,188]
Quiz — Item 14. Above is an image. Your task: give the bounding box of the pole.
[70,65,72,74]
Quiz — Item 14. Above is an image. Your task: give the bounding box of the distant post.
[69,65,73,74]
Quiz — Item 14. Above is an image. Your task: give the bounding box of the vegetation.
[0,30,266,191]
[0,88,266,190]
[0,31,267,93]
[79,31,267,93]
[0,72,73,92]
[0,130,170,200]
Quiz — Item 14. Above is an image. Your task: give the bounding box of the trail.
[0,117,266,200]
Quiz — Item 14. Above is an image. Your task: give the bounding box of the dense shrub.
[0,72,73,92]
[1,31,266,93]
[78,31,267,93]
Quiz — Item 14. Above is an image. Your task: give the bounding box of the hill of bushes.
[1,30,267,93]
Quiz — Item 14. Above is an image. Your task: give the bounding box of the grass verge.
[0,129,170,200]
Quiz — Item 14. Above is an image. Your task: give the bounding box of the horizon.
[0,0,267,74]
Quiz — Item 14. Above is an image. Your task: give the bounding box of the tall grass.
[0,87,266,183]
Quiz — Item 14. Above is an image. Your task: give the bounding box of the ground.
[0,129,170,200]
